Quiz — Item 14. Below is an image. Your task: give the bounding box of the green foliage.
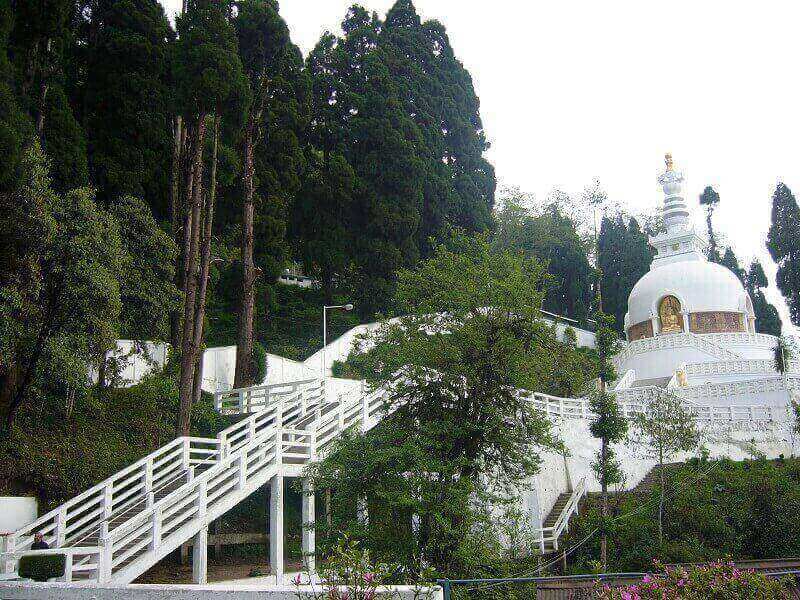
[41,83,88,192]
[0,3,32,194]
[598,215,653,334]
[174,0,248,120]
[252,339,267,384]
[292,150,356,300]
[774,336,793,375]
[111,196,180,341]
[747,260,782,336]
[630,391,699,543]
[0,372,230,506]
[566,458,800,574]
[767,182,800,327]
[309,233,593,574]
[719,246,746,283]
[18,553,65,581]
[593,311,620,384]
[589,390,627,490]
[81,0,174,215]
[596,561,792,599]
[205,282,362,359]
[232,0,309,285]
[493,192,595,324]
[0,143,123,435]
[302,1,495,313]
[699,185,722,262]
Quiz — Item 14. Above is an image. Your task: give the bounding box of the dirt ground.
[136,553,304,584]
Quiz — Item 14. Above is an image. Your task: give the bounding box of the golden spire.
[665,152,674,171]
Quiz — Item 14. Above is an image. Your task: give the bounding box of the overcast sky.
[160,0,798,332]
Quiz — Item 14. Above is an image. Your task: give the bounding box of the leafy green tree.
[0,1,33,193]
[589,311,626,569]
[232,0,307,387]
[81,0,174,215]
[719,246,746,284]
[746,260,782,336]
[493,191,594,324]
[39,83,88,191]
[110,196,180,341]
[0,143,123,437]
[767,182,800,327]
[598,215,653,334]
[630,391,699,544]
[310,233,564,571]
[9,0,88,192]
[172,0,247,434]
[381,0,495,251]
[699,185,721,262]
[292,150,356,301]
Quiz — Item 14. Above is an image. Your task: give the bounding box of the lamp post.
[322,304,354,378]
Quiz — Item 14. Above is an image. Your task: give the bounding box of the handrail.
[8,435,193,549]
[535,476,587,553]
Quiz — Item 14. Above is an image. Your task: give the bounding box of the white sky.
[160,0,798,333]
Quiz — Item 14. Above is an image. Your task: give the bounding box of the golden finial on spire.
[665,152,674,171]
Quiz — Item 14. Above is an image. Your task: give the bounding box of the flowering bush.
[292,536,432,600]
[595,561,792,599]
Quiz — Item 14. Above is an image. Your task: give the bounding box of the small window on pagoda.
[658,295,684,334]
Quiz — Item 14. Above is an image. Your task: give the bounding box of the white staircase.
[3,370,790,584]
[1,378,387,584]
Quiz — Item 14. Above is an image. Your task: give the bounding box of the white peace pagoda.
[613,154,798,407]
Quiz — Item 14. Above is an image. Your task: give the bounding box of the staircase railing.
[535,476,587,553]
[3,377,383,584]
[2,435,218,568]
[2,379,328,581]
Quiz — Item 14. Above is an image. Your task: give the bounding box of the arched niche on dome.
[658,295,684,334]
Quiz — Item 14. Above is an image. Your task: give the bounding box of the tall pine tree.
[598,215,653,333]
[767,182,800,327]
[746,260,782,336]
[81,0,174,215]
[699,185,721,262]
[232,0,308,387]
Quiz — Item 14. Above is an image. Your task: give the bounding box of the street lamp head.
[344,303,354,311]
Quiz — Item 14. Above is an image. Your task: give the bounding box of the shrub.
[18,554,66,582]
[595,561,792,599]
[252,340,267,384]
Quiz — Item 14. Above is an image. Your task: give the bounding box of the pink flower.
[292,574,302,586]
[363,572,376,584]
[642,574,652,583]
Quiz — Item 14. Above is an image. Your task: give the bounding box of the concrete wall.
[0,583,442,600]
[524,417,794,526]
[0,498,37,534]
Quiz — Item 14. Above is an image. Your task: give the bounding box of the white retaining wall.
[524,417,795,529]
[0,498,37,536]
[0,583,441,600]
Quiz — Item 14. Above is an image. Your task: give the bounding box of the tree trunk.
[658,447,665,545]
[176,116,207,436]
[234,115,258,389]
[34,39,51,137]
[600,436,608,570]
[169,116,185,350]
[191,114,220,407]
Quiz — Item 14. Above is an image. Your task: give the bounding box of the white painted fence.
[2,378,391,585]
[614,332,745,368]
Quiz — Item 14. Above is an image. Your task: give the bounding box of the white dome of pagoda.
[622,154,756,340]
[625,260,752,331]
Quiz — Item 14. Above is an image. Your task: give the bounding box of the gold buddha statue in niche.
[659,295,683,334]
